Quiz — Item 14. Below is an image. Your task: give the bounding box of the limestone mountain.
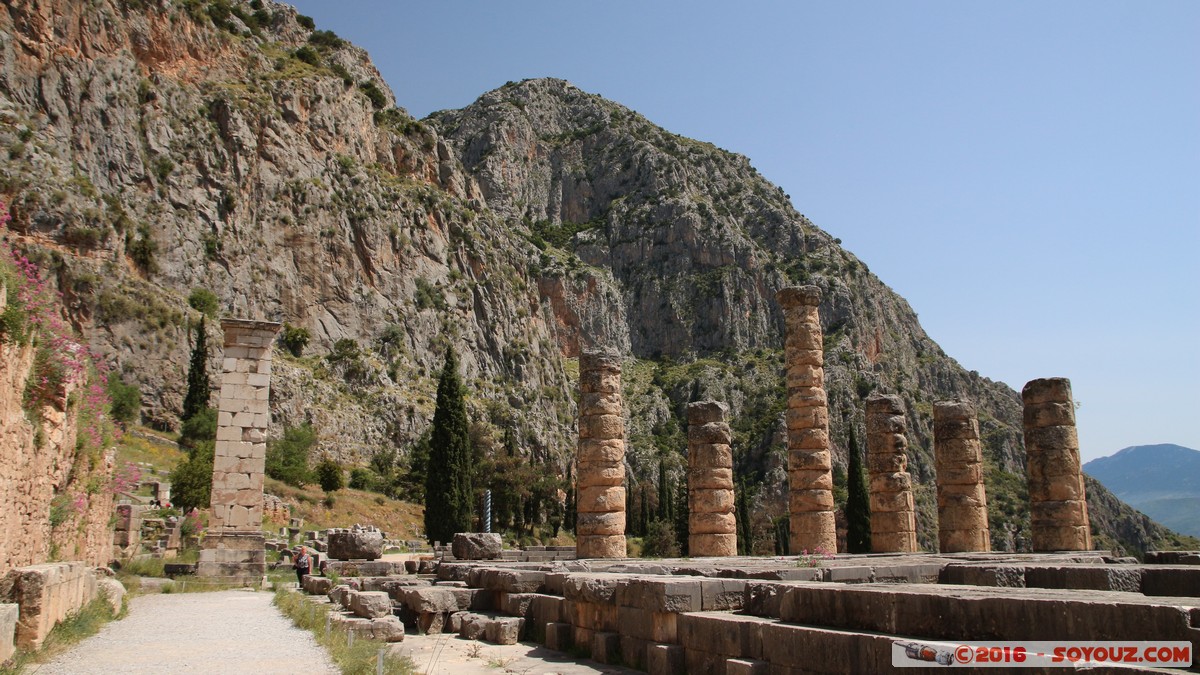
[0,0,1190,555]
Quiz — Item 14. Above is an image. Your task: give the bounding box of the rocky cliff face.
[0,289,115,573]
[0,0,1183,553]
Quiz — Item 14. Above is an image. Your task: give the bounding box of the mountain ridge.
[0,0,1193,555]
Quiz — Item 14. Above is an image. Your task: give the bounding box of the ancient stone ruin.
[687,401,736,557]
[196,319,282,581]
[1023,377,1092,552]
[777,286,837,554]
[934,400,991,552]
[575,350,627,559]
[864,394,918,553]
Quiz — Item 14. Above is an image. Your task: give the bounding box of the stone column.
[1023,377,1091,552]
[777,286,837,554]
[865,394,918,552]
[687,401,736,557]
[197,318,281,581]
[576,350,626,559]
[933,401,990,552]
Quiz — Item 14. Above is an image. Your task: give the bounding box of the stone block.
[620,634,651,670]
[576,535,626,558]
[327,530,384,561]
[1025,565,1142,593]
[545,621,572,650]
[349,591,393,619]
[451,532,502,560]
[679,611,772,660]
[647,643,686,675]
[403,587,457,614]
[616,577,702,612]
[577,438,625,464]
[578,485,626,513]
[690,467,735,490]
[699,578,746,610]
[689,533,737,558]
[761,623,891,674]
[458,613,488,640]
[370,616,405,642]
[592,631,620,664]
[0,603,17,664]
[485,617,523,645]
[1141,567,1200,597]
[689,512,737,535]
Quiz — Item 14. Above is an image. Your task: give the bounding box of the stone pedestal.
[687,401,736,557]
[865,394,918,552]
[777,286,837,554]
[1023,378,1091,552]
[196,319,281,582]
[576,350,627,559]
[934,401,990,552]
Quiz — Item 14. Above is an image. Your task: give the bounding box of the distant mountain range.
[1084,444,1200,538]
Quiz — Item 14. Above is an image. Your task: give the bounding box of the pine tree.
[423,346,473,545]
[846,425,872,553]
[181,317,210,422]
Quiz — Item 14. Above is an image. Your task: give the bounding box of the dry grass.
[265,478,424,539]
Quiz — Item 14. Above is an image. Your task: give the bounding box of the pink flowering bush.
[1,201,114,455]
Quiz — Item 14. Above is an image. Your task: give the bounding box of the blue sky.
[286,1,1199,462]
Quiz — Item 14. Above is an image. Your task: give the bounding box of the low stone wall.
[292,552,1200,673]
[0,562,98,650]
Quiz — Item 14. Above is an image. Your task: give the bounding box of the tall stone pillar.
[1023,378,1091,552]
[865,394,918,552]
[687,401,736,557]
[197,319,282,581]
[576,350,626,559]
[777,286,837,554]
[933,401,990,552]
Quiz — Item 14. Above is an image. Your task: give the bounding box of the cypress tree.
[423,346,473,545]
[181,317,210,422]
[846,425,872,553]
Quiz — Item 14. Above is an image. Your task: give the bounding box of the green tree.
[845,425,872,553]
[181,318,210,422]
[266,423,315,487]
[423,346,473,544]
[106,374,141,426]
[170,406,217,511]
[315,456,344,492]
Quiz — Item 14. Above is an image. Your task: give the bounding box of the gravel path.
[30,589,338,675]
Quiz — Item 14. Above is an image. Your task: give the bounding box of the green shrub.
[308,29,345,50]
[151,157,174,182]
[127,224,157,273]
[266,424,315,487]
[348,467,375,490]
[329,63,353,87]
[296,14,315,30]
[293,45,320,67]
[358,80,388,110]
[639,520,680,558]
[316,456,344,493]
[187,287,220,318]
[279,323,311,357]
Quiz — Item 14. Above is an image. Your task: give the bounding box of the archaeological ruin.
[1024,377,1093,552]
[864,394,918,553]
[777,285,838,555]
[687,401,737,557]
[575,350,628,559]
[934,400,991,552]
[196,319,282,581]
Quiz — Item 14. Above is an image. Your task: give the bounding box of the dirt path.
[29,589,337,675]
[394,633,640,675]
